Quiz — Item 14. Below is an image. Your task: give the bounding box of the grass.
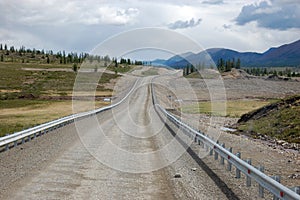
[0,99,46,109]
[0,99,110,137]
[107,64,134,74]
[185,72,202,78]
[141,68,159,76]
[237,106,300,143]
[0,62,119,136]
[0,62,119,99]
[236,95,300,143]
[181,99,273,117]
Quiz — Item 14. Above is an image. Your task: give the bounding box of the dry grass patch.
[0,100,109,136]
[181,99,273,117]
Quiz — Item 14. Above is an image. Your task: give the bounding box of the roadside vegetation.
[244,67,300,77]
[141,68,159,76]
[181,99,274,118]
[235,95,300,144]
[0,44,141,136]
[0,100,110,136]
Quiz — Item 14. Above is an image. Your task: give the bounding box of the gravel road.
[0,71,251,200]
[1,67,298,199]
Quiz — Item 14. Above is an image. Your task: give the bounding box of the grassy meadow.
[0,62,118,136]
[181,99,275,118]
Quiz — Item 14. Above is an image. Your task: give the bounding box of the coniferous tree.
[263,68,267,76]
[63,51,66,64]
[73,63,78,72]
[236,58,241,69]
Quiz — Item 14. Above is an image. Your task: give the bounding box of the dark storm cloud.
[235,0,300,30]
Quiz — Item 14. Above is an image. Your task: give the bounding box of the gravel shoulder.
[154,74,300,195]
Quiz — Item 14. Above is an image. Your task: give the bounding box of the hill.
[153,39,300,68]
[234,95,300,145]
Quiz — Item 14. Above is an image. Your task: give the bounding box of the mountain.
[152,39,300,68]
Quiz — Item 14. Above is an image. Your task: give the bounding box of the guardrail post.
[22,137,25,144]
[227,147,232,171]
[5,144,9,151]
[236,152,241,178]
[34,132,37,139]
[220,143,225,165]
[197,132,201,145]
[258,165,265,198]
[200,133,205,148]
[14,141,18,147]
[209,146,213,156]
[290,186,300,195]
[246,159,252,187]
[208,136,213,155]
[214,141,219,160]
[197,137,201,145]
[28,135,31,141]
[272,175,281,200]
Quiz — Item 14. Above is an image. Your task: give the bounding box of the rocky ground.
[154,71,300,190]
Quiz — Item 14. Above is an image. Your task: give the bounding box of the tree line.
[0,44,143,68]
[217,58,241,72]
[244,67,300,77]
[183,64,197,76]
[182,58,241,76]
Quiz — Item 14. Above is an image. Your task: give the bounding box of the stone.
[174,173,182,178]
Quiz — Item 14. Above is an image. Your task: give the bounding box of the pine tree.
[263,68,267,75]
[73,63,78,72]
[63,51,66,64]
[236,58,241,69]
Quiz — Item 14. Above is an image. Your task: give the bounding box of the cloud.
[0,0,299,56]
[235,0,300,30]
[0,1,139,26]
[168,18,202,29]
[202,0,224,5]
[222,24,231,29]
[78,7,139,25]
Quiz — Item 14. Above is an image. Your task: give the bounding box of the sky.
[0,0,299,59]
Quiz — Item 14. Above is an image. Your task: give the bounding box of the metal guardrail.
[150,80,300,200]
[0,79,139,151]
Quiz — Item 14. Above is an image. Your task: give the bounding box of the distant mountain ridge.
[152,39,300,68]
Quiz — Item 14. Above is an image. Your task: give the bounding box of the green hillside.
[235,95,300,143]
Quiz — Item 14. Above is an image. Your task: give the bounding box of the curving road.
[0,74,247,200]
